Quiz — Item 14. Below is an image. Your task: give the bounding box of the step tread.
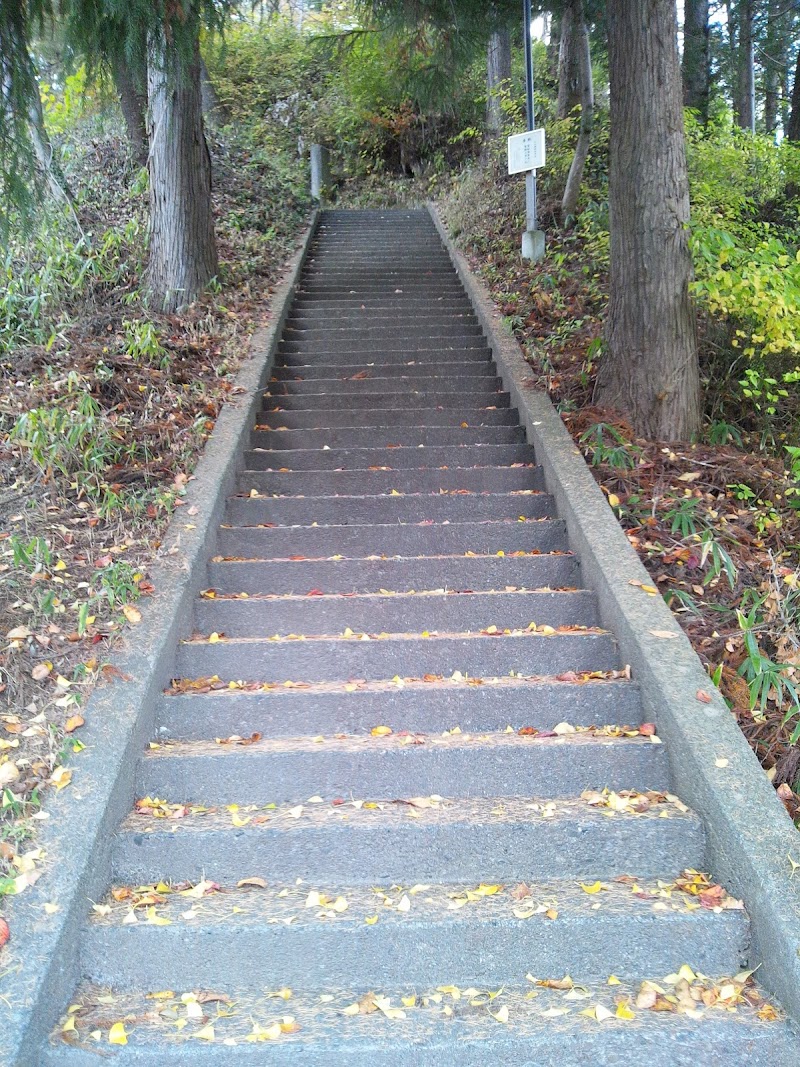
[51,977,795,1063]
[90,872,745,930]
[121,791,697,836]
[146,730,659,760]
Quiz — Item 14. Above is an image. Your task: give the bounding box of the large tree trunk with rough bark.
[737,0,756,131]
[561,0,593,220]
[557,3,582,118]
[146,29,218,313]
[788,50,800,142]
[486,27,511,135]
[111,51,148,166]
[682,0,710,122]
[596,0,701,442]
[763,0,787,136]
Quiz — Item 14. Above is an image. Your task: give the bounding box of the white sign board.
[507,128,546,175]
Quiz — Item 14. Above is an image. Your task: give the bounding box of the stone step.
[275,345,494,365]
[46,981,798,1066]
[295,280,465,293]
[262,389,510,411]
[282,323,483,342]
[215,518,567,560]
[113,794,703,886]
[285,310,479,327]
[237,464,541,496]
[224,489,553,525]
[291,296,475,312]
[265,375,501,397]
[195,589,598,638]
[80,877,747,990]
[270,360,495,380]
[249,424,522,450]
[278,337,485,357]
[207,550,578,596]
[243,443,534,471]
[256,406,519,429]
[175,629,620,683]
[156,677,642,740]
[140,733,668,805]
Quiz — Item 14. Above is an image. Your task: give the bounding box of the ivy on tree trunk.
[147,26,218,313]
[596,0,702,443]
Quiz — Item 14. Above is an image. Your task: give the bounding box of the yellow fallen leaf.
[43,902,60,914]
[616,1001,635,1020]
[209,632,221,643]
[122,604,141,624]
[50,766,72,790]
[490,1004,509,1023]
[61,1016,76,1033]
[371,725,392,737]
[581,881,604,894]
[193,1024,215,1041]
[108,1022,128,1045]
[607,494,620,508]
[365,915,379,925]
[342,1003,360,1016]
[145,906,172,926]
[607,975,621,986]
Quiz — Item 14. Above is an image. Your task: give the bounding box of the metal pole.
[523,0,538,238]
[523,0,534,132]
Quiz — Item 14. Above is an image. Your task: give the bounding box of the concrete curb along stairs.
[12,207,800,1063]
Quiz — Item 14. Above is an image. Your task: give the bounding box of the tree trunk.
[596,0,701,442]
[787,49,800,141]
[486,27,511,135]
[147,28,218,313]
[557,2,582,119]
[764,0,788,136]
[561,1,593,220]
[682,0,710,122]
[737,0,756,131]
[727,1,743,123]
[111,52,148,166]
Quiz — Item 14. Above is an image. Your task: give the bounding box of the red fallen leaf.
[349,371,370,380]
[696,690,713,704]
[306,589,325,597]
[518,726,539,736]
[698,884,727,908]
[422,674,441,682]
[511,883,532,900]
[639,723,657,736]
[137,581,156,596]
[332,798,346,806]
[0,918,9,948]
[288,555,308,561]
[101,664,132,682]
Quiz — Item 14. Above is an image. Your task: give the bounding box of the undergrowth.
[0,114,310,894]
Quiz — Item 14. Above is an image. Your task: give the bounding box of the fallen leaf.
[108,1022,128,1045]
[696,689,712,704]
[237,877,267,889]
[649,630,678,639]
[64,714,85,734]
[122,605,141,624]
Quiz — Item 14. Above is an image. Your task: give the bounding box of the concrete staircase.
[47,210,797,1062]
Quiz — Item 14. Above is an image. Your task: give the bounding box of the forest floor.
[0,127,310,901]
